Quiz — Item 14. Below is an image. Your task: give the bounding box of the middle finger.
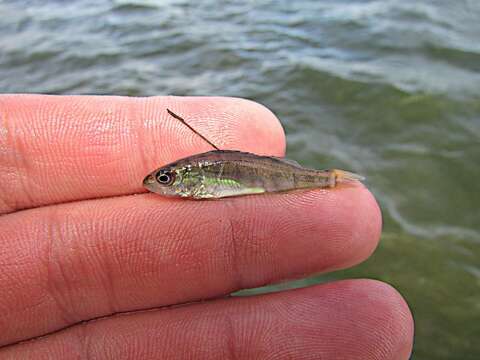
[0,185,380,346]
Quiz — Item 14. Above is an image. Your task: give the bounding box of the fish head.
[143,163,203,198]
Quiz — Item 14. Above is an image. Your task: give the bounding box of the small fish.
[143,110,364,199]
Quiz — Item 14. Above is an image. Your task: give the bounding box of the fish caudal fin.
[333,169,365,183]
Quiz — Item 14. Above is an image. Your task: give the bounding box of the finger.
[0,280,414,360]
[0,183,381,345]
[0,95,285,214]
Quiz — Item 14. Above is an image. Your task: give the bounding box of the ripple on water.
[0,1,480,357]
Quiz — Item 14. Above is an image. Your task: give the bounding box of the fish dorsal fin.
[167,109,220,150]
[271,156,304,168]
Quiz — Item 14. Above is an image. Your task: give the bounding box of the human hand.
[0,95,413,359]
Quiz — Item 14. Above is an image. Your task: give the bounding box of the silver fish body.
[143,150,363,199]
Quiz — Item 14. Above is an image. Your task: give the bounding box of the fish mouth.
[143,174,156,191]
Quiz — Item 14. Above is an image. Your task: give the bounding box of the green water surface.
[1,1,479,358]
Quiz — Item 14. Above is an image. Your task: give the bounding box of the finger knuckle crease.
[43,208,81,325]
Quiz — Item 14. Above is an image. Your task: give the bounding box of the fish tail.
[332,169,365,183]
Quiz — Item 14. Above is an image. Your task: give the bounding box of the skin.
[0,95,414,359]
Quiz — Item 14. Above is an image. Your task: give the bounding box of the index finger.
[0,95,285,214]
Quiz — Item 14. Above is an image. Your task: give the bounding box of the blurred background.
[1,0,479,358]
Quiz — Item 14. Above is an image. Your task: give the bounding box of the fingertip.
[338,184,382,268]
[295,279,413,360]
[222,96,287,156]
[323,183,382,270]
[142,96,286,157]
[349,279,415,360]
[271,183,382,275]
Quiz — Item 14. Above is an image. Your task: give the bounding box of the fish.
[142,109,364,199]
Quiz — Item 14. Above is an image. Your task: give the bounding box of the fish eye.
[156,171,175,185]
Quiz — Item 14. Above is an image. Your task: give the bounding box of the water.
[1,0,479,358]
